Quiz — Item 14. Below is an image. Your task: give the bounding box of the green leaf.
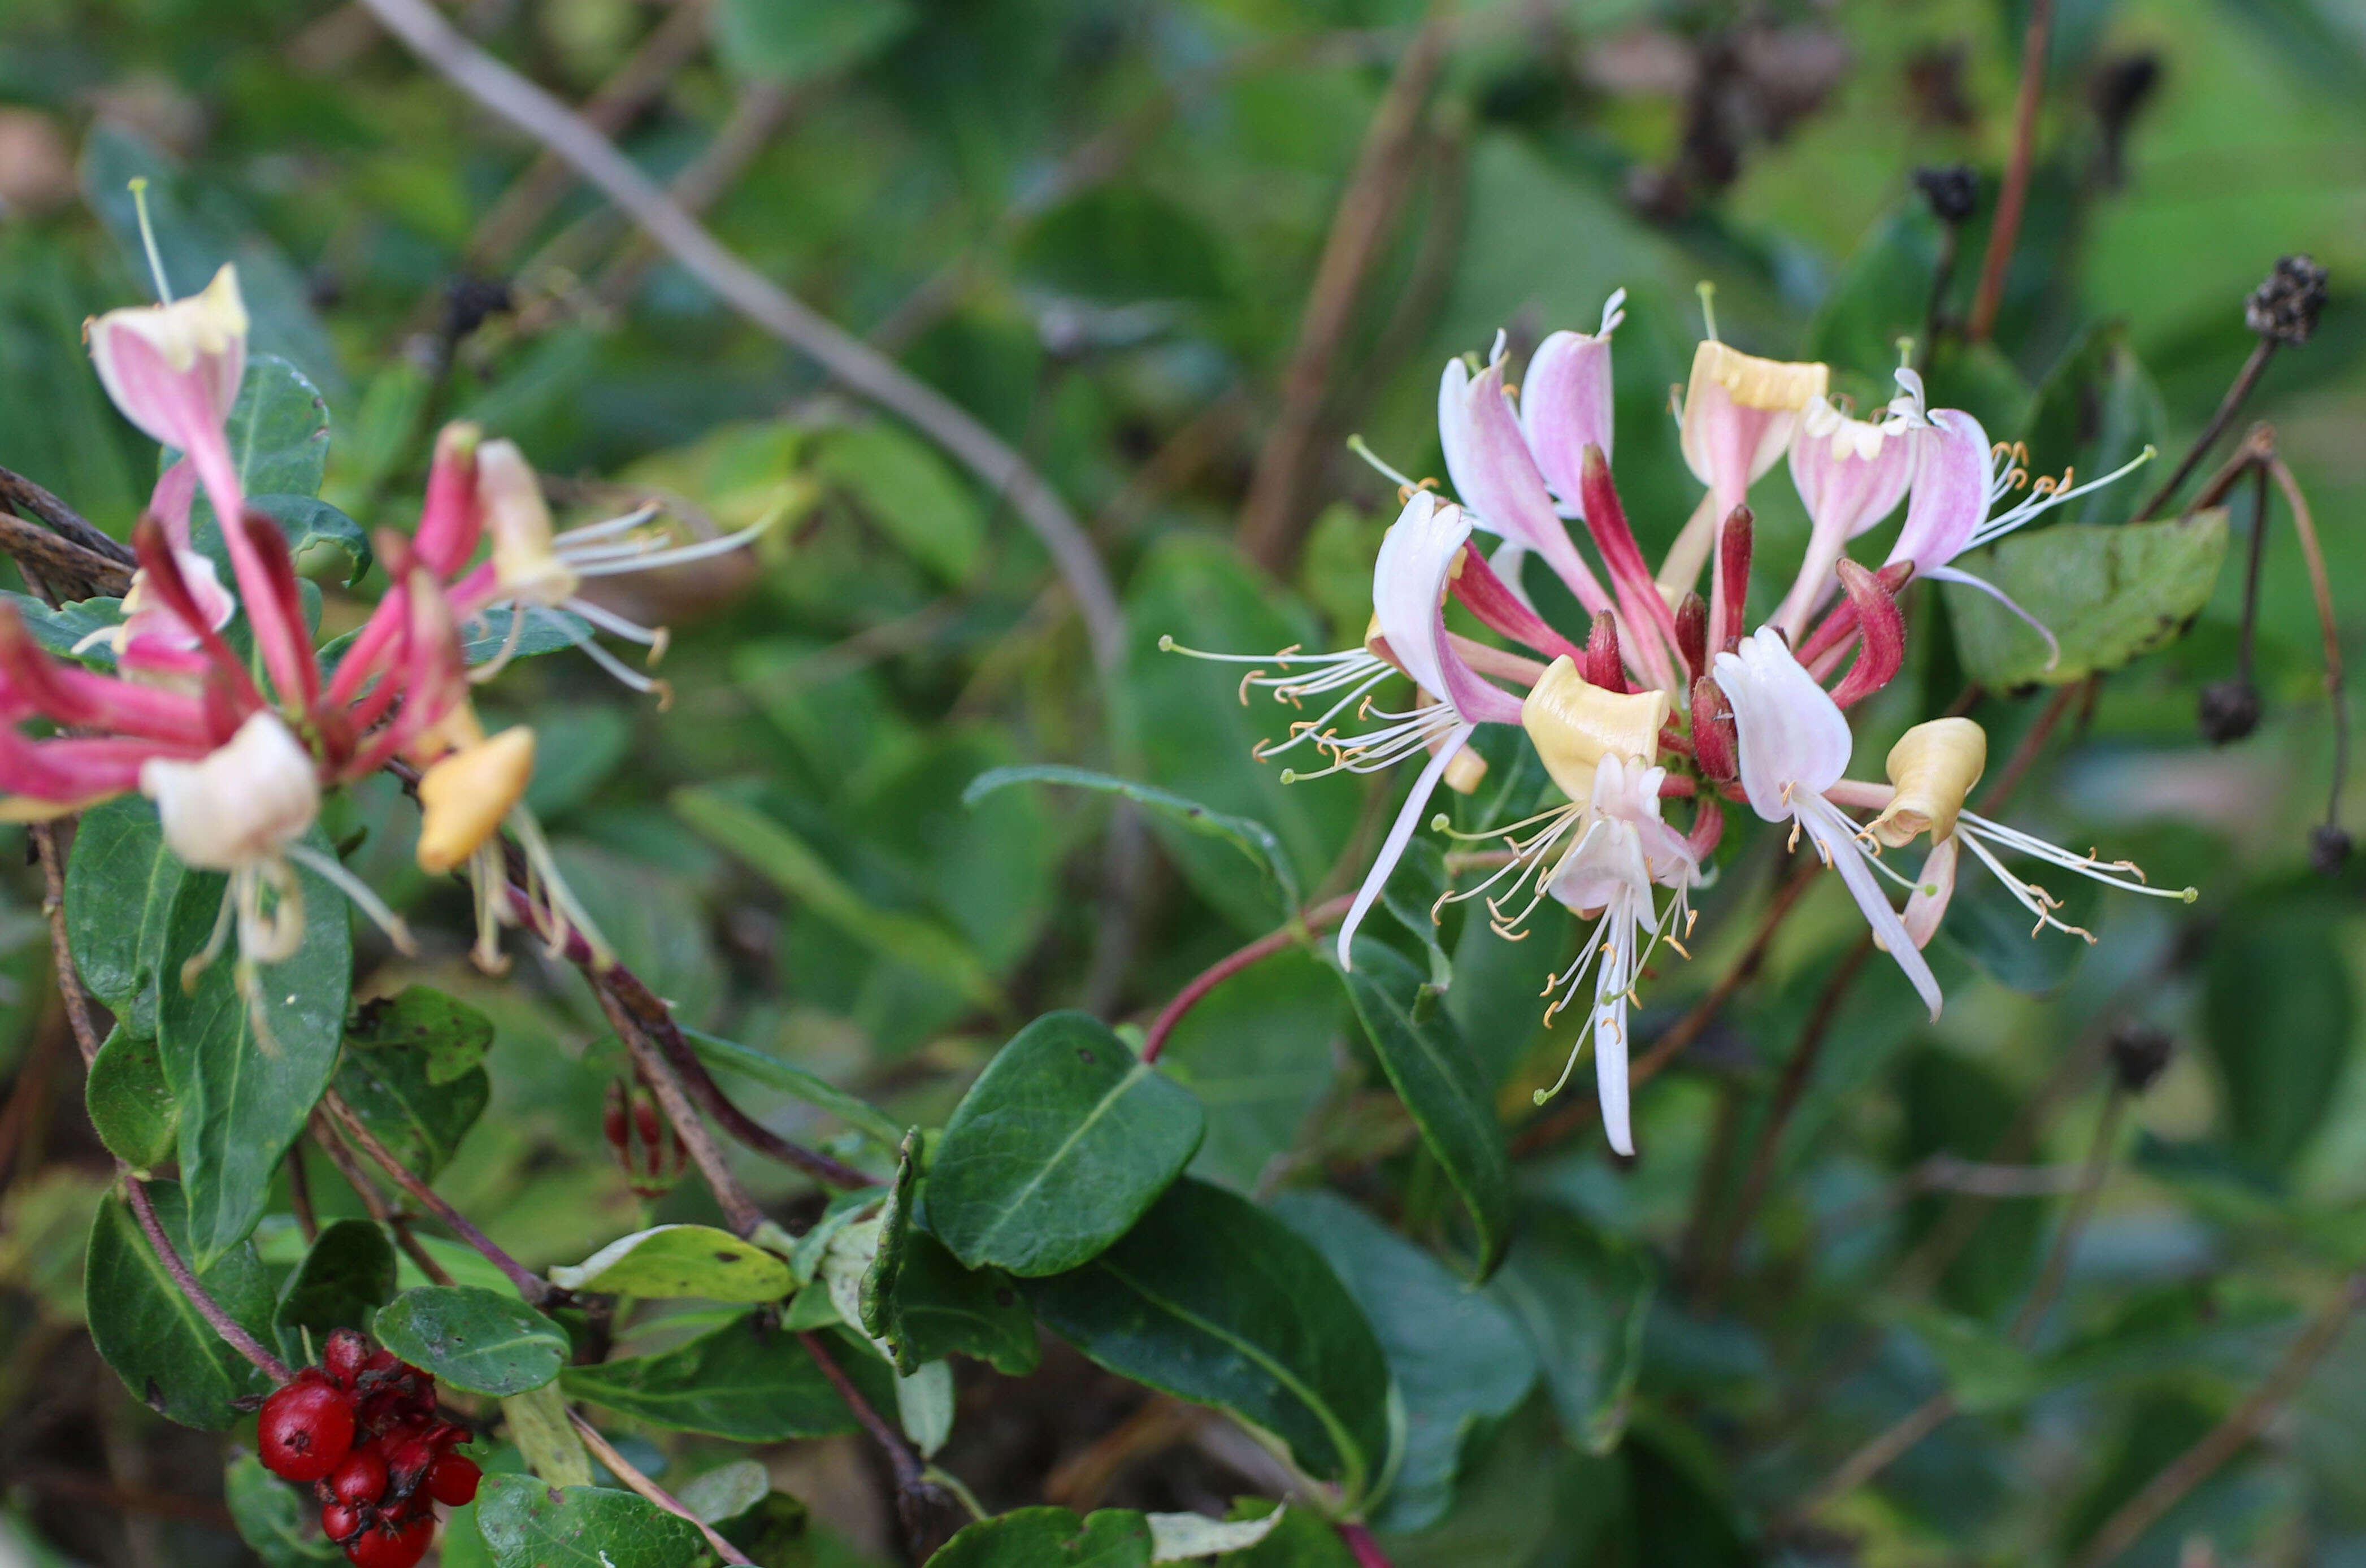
[1147,1511,1286,1562]
[1943,511,2229,688]
[156,835,354,1266]
[1116,536,1358,931]
[220,357,332,501]
[64,794,187,1039]
[273,1218,398,1363]
[350,986,497,1087]
[84,1180,273,1429]
[84,1027,178,1172]
[1335,939,1513,1280]
[2020,324,2165,529]
[965,764,1301,918]
[927,1508,1153,1568]
[929,1011,1205,1278]
[1271,1191,1536,1532]
[224,1453,340,1565]
[560,1314,866,1441]
[713,0,916,83]
[1015,187,1229,305]
[1024,1179,1393,1501]
[501,1381,593,1488]
[674,1461,771,1524]
[252,495,371,586]
[1484,1202,1652,1454]
[681,1025,905,1148]
[332,996,492,1182]
[2204,887,2356,1174]
[546,1225,793,1303]
[373,1285,569,1397]
[3,592,125,668]
[863,1134,1039,1375]
[810,423,983,585]
[472,1476,708,1568]
[1156,949,1342,1191]
[674,785,999,1008]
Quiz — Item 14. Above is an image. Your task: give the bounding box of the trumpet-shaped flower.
[1714,628,1941,1018]
[1770,394,1916,640]
[1439,344,1614,618]
[1664,338,1829,633]
[1536,753,1698,1156]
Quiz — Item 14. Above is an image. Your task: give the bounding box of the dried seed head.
[1912,164,1977,224]
[2196,678,2262,746]
[2246,255,2328,347]
[2107,1021,2174,1095]
[2309,823,2352,877]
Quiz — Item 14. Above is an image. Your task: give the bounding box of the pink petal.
[1885,409,1992,574]
[1521,329,1616,500]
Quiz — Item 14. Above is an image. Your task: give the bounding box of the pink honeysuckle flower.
[1877,370,2154,667]
[1713,627,1942,1019]
[1537,752,1699,1155]
[1438,344,1614,619]
[1770,393,1916,640]
[1518,290,1625,493]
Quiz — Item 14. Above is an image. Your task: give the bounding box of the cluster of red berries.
[256,1330,482,1568]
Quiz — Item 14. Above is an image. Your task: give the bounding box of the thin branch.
[800,1329,956,1558]
[2136,339,2274,520]
[1966,0,2052,342]
[123,1175,293,1384]
[594,981,763,1236]
[2010,1085,2126,1342]
[285,1144,319,1245]
[310,1117,456,1287]
[568,1409,757,1567]
[1139,894,1351,1065]
[355,0,1123,672]
[31,823,101,1070]
[0,511,132,600]
[0,467,136,566]
[2266,451,2349,828]
[1236,6,1451,571]
[1336,1522,1397,1568]
[2069,1272,2366,1567]
[320,1089,555,1305]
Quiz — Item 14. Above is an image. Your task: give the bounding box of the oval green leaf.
[1023,1179,1392,1502]
[928,1011,1205,1278]
[225,1453,340,1566]
[84,1180,273,1429]
[64,794,187,1039]
[560,1314,867,1440]
[927,1507,1152,1568]
[1943,511,2228,689]
[546,1224,793,1302]
[473,1476,706,1568]
[85,1026,178,1172]
[1335,938,1513,1280]
[1484,1201,1652,1455]
[373,1285,568,1397]
[332,995,492,1183]
[274,1218,398,1363]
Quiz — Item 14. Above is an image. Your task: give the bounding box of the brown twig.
[800,1330,955,1557]
[0,467,135,566]
[1139,894,1352,1065]
[1966,0,2052,342]
[310,1117,456,1287]
[2069,1272,2366,1567]
[320,1089,555,1305]
[2265,453,2348,828]
[2136,340,2275,520]
[354,0,1123,672]
[568,1409,757,1566]
[1236,6,1452,571]
[0,511,132,600]
[594,981,763,1236]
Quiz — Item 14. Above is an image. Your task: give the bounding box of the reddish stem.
[1968,0,2052,341]
[1139,894,1352,1065]
[123,1176,293,1384]
[1337,1522,1396,1568]
[322,1091,557,1306]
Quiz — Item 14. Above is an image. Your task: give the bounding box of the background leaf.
[272,1218,397,1363]
[373,1285,569,1397]
[1944,511,2229,688]
[64,794,186,1039]
[472,1476,709,1568]
[83,1180,273,1429]
[546,1225,793,1303]
[83,1027,177,1172]
[560,1315,868,1441]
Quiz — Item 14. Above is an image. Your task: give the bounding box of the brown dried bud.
[2106,1022,2173,1095]
[2246,255,2328,347]
[2310,824,2352,877]
[2196,679,2261,746]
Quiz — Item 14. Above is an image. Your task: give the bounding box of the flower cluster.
[0,248,771,1019]
[1175,291,2187,1153]
[255,1330,481,1568]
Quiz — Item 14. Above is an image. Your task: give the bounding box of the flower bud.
[1870,717,1986,848]
[1519,655,1668,805]
[415,727,535,874]
[2196,678,2261,745]
[1689,676,1738,783]
[140,711,319,871]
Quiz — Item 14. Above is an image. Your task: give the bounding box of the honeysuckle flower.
[442,438,775,700]
[86,263,247,519]
[1663,335,1829,635]
[1770,393,1916,640]
[1438,342,1614,619]
[1518,290,1625,493]
[1536,753,1699,1155]
[1876,371,2154,664]
[1856,716,2194,948]
[1714,628,1942,1018]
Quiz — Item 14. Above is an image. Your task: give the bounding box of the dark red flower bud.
[1690,677,1738,783]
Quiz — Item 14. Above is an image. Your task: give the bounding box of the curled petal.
[1825,558,1907,708]
[1584,611,1630,693]
[1521,656,1669,803]
[1901,835,1960,950]
[1885,407,1992,574]
[0,729,184,807]
[1798,793,1942,1020]
[1873,718,1986,848]
[1442,357,1612,614]
[1679,340,1827,510]
[1336,720,1474,971]
[1922,563,2062,671]
[0,602,216,749]
[1774,397,1915,637]
[414,422,485,577]
[147,460,198,551]
[235,508,321,710]
[139,711,319,871]
[88,265,249,523]
[1577,446,1681,689]
[1686,796,1726,861]
[1712,628,1850,820]
[1521,326,1617,501]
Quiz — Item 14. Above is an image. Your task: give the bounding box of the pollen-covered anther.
[1518,656,1669,804]
[1871,718,1987,848]
[416,727,537,875]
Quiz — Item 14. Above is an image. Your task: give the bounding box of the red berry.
[344,1515,433,1568]
[259,1382,357,1483]
[320,1502,362,1544]
[328,1447,389,1508]
[324,1331,370,1387]
[384,1436,435,1498]
[424,1454,480,1507]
